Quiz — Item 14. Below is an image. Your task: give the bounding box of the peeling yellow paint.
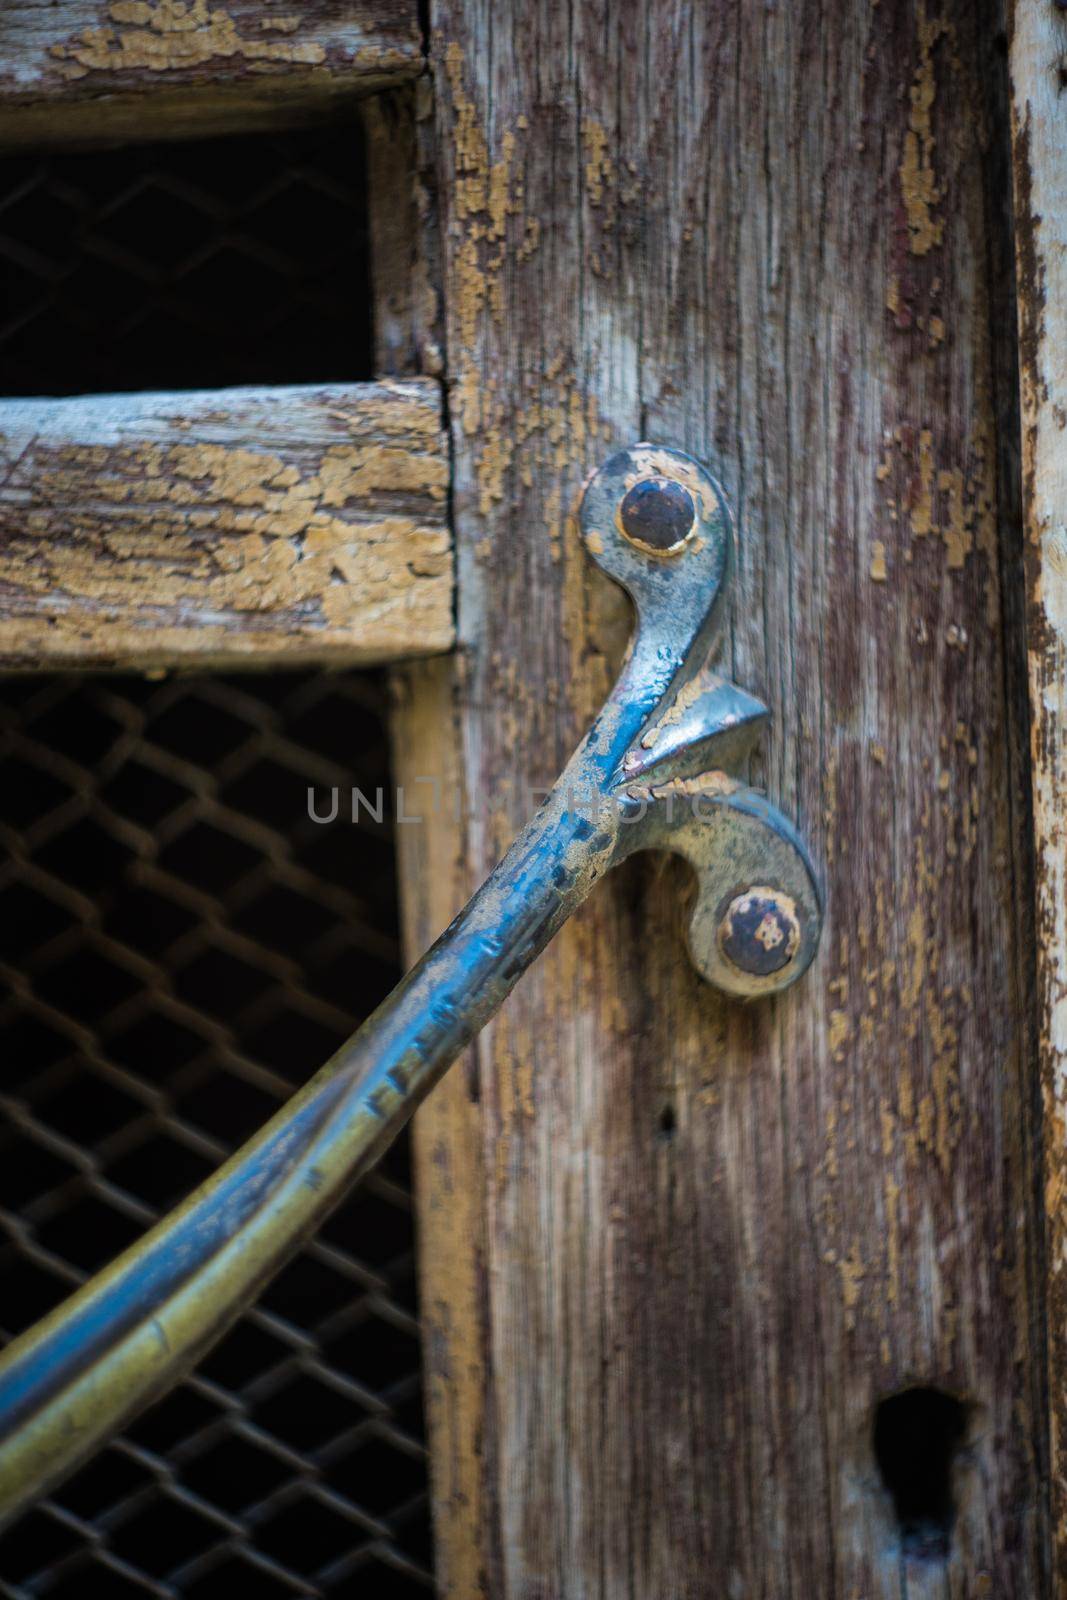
[899,6,950,256]
[937,465,972,568]
[822,747,838,863]
[582,119,612,207]
[838,1241,865,1330]
[0,385,452,667]
[885,1175,901,1305]
[911,428,937,538]
[53,0,328,80]
[829,1008,851,1060]
[895,421,994,576]
[518,216,541,262]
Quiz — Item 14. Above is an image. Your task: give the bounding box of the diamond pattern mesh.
[0,106,434,1593]
[0,671,433,1599]
[0,123,373,396]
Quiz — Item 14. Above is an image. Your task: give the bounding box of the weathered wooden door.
[408,5,1053,1596]
[1,1,1066,1596]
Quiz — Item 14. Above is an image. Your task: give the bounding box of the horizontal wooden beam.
[0,379,452,670]
[0,2,422,148]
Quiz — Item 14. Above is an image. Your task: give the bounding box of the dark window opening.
[873,1386,968,1562]
[0,124,373,395]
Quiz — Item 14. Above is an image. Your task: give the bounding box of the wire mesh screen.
[0,123,373,396]
[0,671,433,1596]
[0,109,432,1594]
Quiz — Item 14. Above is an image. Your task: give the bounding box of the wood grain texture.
[363,84,445,381]
[416,0,1046,1594]
[391,656,491,1600]
[0,1,421,148]
[1009,0,1067,1584]
[0,380,452,670]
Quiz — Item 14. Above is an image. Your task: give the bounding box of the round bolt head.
[618,475,696,555]
[718,886,801,978]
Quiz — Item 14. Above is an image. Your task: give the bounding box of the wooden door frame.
[1009,0,1067,1583]
[403,3,1048,1595]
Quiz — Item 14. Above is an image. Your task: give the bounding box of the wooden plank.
[390,656,490,1600]
[0,379,452,670]
[1009,0,1067,1584]
[0,1,421,148]
[362,84,444,380]
[417,1,1045,1595]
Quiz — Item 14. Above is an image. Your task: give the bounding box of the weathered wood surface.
[0,1,421,148]
[363,84,444,381]
[390,655,489,1598]
[0,380,452,670]
[413,1,1045,1595]
[1010,0,1067,1586]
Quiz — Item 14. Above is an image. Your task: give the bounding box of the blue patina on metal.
[0,443,822,1521]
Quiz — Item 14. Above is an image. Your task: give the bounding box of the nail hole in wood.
[658,1103,677,1140]
[873,1387,968,1561]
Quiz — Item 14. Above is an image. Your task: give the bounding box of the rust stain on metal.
[718,887,802,980]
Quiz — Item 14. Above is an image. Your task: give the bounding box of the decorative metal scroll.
[0,444,822,1522]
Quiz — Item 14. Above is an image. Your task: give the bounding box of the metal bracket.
[0,444,821,1521]
[576,443,820,995]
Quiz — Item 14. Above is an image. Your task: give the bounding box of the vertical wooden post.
[1009,0,1067,1585]
[409,2,1047,1592]
[391,657,491,1598]
[369,68,494,1596]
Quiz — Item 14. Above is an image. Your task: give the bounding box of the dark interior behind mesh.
[0,674,432,1596]
[0,119,432,1597]
[0,124,373,396]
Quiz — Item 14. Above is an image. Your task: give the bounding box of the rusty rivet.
[619,476,696,554]
[718,886,801,978]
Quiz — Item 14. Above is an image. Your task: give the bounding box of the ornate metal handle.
[0,444,821,1522]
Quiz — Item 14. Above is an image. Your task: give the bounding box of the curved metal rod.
[0,444,822,1522]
